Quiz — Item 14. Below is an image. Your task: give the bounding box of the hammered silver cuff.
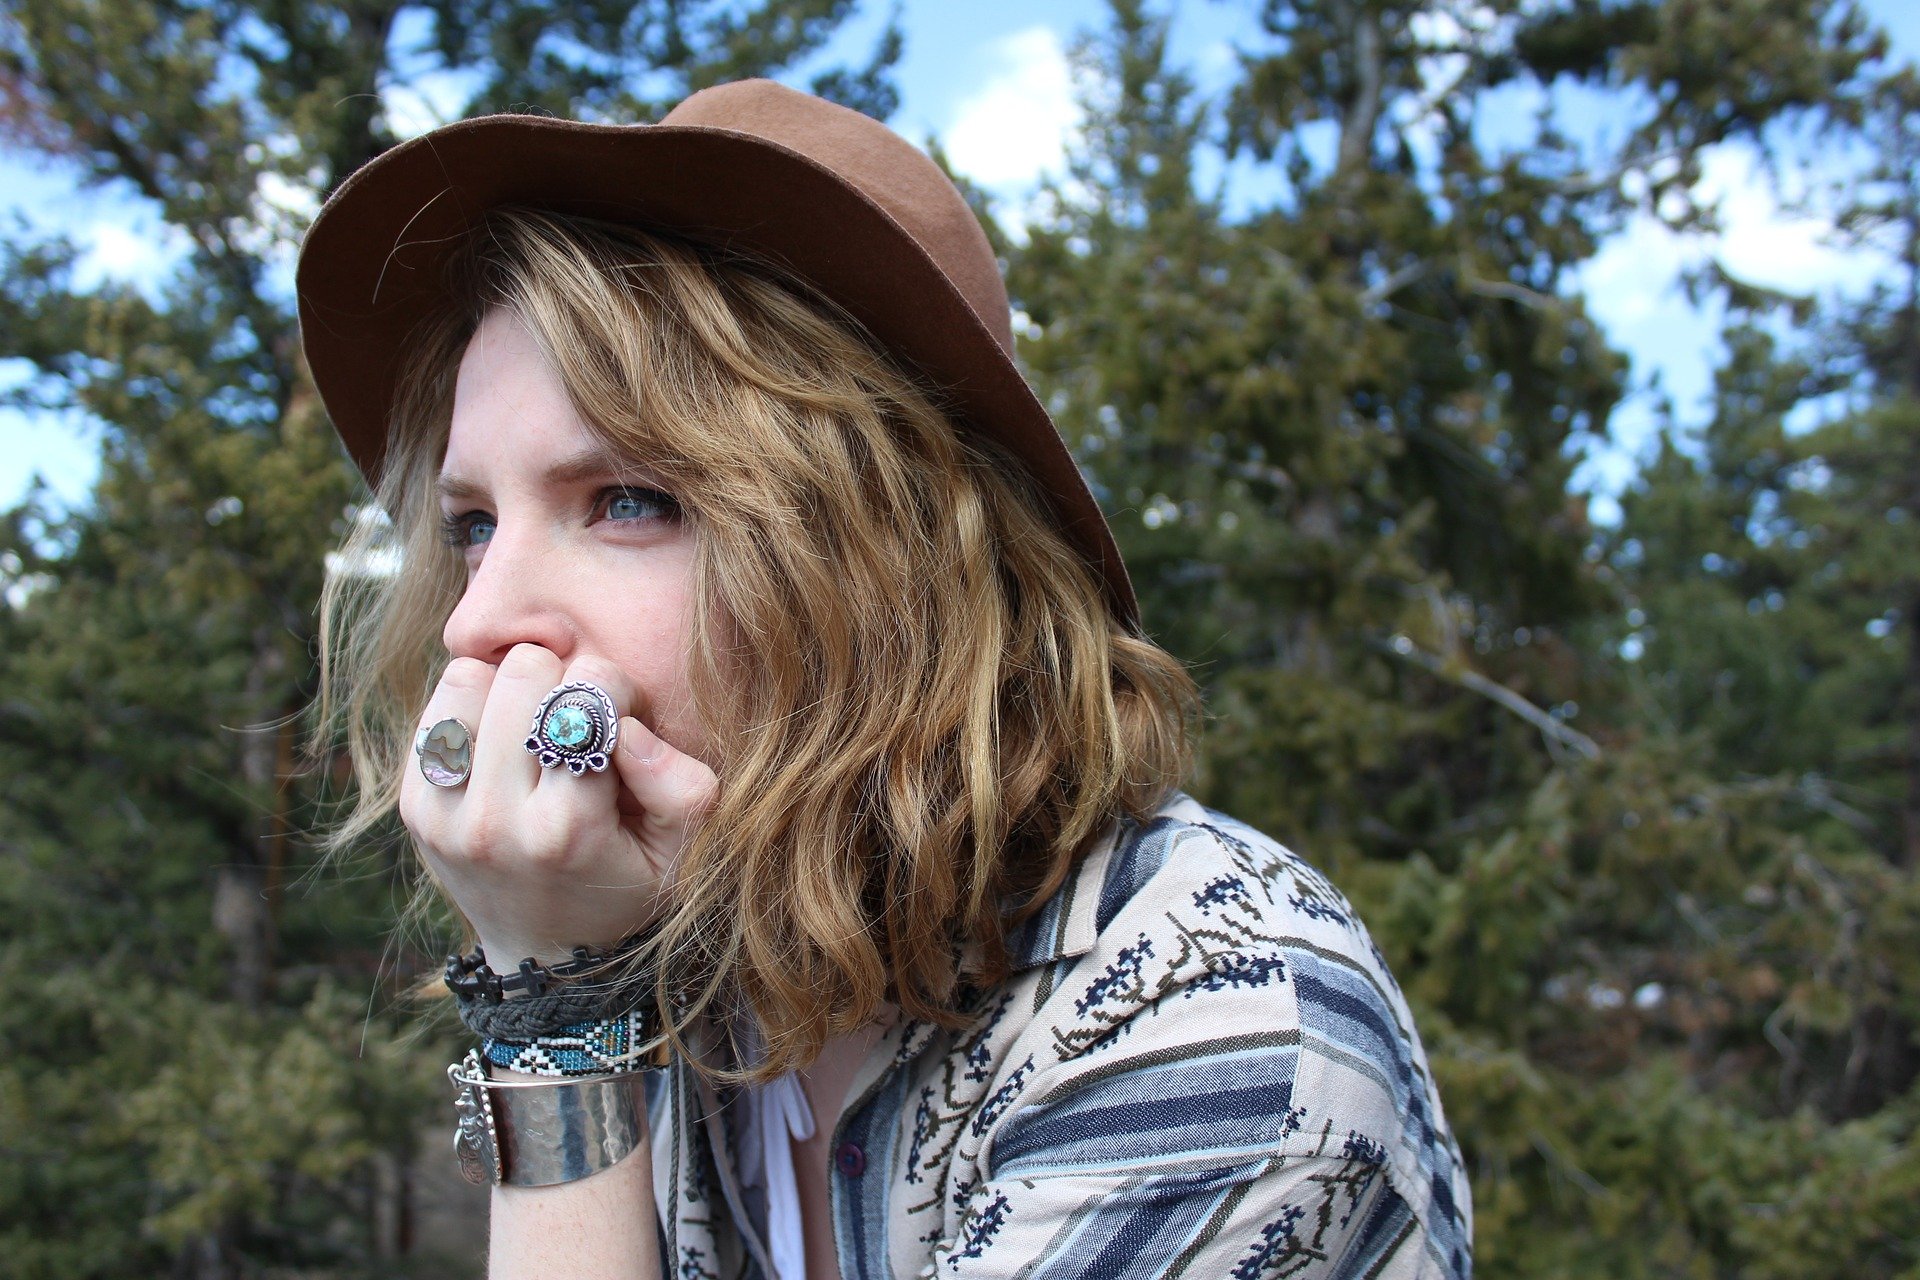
[448,1049,645,1187]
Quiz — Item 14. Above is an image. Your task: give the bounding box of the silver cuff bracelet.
[448,1049,645,1187]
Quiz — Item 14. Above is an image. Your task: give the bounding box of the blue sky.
[3,0,1916,518]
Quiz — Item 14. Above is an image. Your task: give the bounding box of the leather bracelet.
[445,931,654,1003]
[448,1049,647,1187]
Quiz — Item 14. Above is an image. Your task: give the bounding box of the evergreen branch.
[1529,1131,1608,1198]
[1375,634,1601,763]
[1465,278,1563,311]
[1360,262,1426,308]
[1790,773,1880,832]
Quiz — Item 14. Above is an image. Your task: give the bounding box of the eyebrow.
[435,448,635,505]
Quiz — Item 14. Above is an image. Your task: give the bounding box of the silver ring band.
[525,681,620,776]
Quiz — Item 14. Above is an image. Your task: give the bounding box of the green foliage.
[1008,1,1919,1275]
[1,0,1916,1273]
[1017,0,1626,869]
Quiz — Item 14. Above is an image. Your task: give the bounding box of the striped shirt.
[646,794,1472,1278]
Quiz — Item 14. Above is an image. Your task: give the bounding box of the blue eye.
[439,513,495,548]
[601,487,679,523]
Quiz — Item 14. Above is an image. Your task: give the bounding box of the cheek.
[594,573,705,746]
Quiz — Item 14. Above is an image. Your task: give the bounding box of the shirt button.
[834,1141,867,1177]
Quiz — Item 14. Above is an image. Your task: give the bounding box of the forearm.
[485,1074,663,1280]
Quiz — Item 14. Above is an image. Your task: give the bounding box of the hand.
[398,643,717,967]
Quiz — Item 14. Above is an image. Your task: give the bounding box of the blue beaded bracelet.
[481,1007,665,1077]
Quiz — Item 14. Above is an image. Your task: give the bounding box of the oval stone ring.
[525,680,620,777]
[416,718,475,788]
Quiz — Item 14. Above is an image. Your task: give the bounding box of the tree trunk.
[216,631,288,1006]
[174,1221,240,1280]
[372,1147,416,1258]
[1901,210,1920,868]
[1904,588,1920,867]
[1336,5,1383,181]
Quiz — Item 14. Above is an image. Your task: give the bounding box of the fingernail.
[622,717,656,765]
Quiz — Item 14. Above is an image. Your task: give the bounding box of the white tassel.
[739,1071,816,1280]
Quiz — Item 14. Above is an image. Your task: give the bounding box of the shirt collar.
[1002,817,1125,970]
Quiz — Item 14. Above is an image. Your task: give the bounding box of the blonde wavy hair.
[315,208,1197,1078]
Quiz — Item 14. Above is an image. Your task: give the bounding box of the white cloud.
[256,168,320,227]
[1582,144,1885,335]
[1194,38,1238,82]
[0,398,100,515]
[239,163,325,301]
[1701,147,1879,295]
[1579,214,1695,328]
[1570,138,1896,508]
[943,27,1080,193]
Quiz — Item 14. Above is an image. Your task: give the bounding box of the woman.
[303,80,1470,1279]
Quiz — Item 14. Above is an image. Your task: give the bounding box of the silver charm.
[415,717,474,788]
[449,1050,503,1185]
[525,680,620,776]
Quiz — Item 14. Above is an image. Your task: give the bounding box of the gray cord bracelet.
[455,979,650,1040]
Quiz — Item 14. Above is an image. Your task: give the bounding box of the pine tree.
[1009,1,1916,1274]
[1583,58,1920,1275]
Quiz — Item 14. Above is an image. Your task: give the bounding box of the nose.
[440,528,578,665]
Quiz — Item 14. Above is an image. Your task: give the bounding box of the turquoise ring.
[525,681,619,776]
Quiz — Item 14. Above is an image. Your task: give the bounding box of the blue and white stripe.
[650,794,1472,1278]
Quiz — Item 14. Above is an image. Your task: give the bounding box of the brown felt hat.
[297,78,1136,623]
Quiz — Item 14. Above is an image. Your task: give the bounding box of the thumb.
[613,716,719,848]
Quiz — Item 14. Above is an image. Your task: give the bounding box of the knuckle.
[439,656,495,693]
[397,783,425,832]
[565,654,630,698]
[614,721,650,762]
[514,840,572,882]
[450,796,516,862]
[500,643,558,679]
[519,843,573,874]
[668,767,714,817]
[681,770,720,818]
[444,793,588,874]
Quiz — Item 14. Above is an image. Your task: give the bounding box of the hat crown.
[663,80,1013,355]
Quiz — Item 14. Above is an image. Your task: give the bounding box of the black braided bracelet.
[445,933,660,1040]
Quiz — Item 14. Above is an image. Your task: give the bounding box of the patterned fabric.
[645,794,1472,1279]
[482,1007,657,1076]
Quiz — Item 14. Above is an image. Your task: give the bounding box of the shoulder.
[1005,795,1393,978]
[1005,794,1417,1051]
[984,794,1472,1272]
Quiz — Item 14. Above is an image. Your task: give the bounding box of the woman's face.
[436,308,707,762]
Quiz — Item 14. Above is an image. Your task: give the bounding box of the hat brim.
[296,114,1136,623]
